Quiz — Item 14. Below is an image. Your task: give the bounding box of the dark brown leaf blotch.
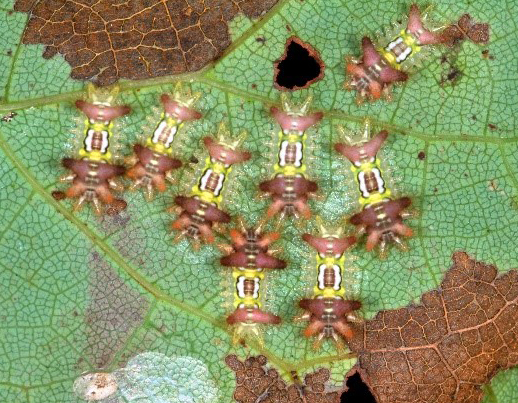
[14,0,280,85]
[348,251,518,403]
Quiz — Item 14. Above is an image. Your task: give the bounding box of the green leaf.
[1,0,517,402]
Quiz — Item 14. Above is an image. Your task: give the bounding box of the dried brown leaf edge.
[227,252,518,403]
[14,0,279,85]
[226,354,340,403]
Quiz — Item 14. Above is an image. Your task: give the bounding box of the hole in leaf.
[274,37,324,90]
[341,372,376,403]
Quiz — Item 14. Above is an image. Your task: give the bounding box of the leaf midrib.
[1,76,516,146]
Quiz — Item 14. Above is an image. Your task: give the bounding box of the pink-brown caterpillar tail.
[227,308,281,325]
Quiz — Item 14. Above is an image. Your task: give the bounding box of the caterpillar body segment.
[345,4,490,103]
[126,84,202,200]
[220,223,286,345]
[334,120,413,257]
[53,84,130,215]
[259,95,323,220]
[171,123,250,246]
[296,223,361,349]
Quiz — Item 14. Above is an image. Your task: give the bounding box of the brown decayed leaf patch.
[225,355,341,403]
[226,253,517,403]
[14,0,279,85]
[441,14,490,45]
[347,251,518,403]
[81,252,149,369]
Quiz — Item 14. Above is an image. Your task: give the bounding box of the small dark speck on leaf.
[6,50,12,56]
[286,24,292,32]
[418,151,426,160]
[440,67,462,86]
[256,36,266,44]
[483,50,495,60]
[42,46,58,59]
[51,190,66,200]
[448,70,460,80]
[189,156,199,164]
[488,123,497,130]
[1,112,17,122]
[251,83,257,89]
[105,199,127,215]
[471,115,477,120]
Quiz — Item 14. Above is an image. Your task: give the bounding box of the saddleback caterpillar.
[126,83,202,200]
[171,123,251,247]
[335,120,413,258]
[52,84,130,215]
[220,218,286,345]
[259,94,323,220]
[295,219,361,349]
[345,4,490,103]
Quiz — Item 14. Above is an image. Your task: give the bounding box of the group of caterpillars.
[52,82,410,349]
[53,3,489,350]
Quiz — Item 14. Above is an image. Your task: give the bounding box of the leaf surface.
[1,0,517,402]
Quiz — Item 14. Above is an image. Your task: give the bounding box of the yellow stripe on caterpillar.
[145,138,167,155]
[78,149,111,162]
[377,29,422,70]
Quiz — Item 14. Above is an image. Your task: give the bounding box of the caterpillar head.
[335,120,389,166]
[227,308,281,347]
[204,123,251,166]
[406,4,446,46]
[302,233,356,258]
[160,82,202,122]
[271,94,323,133]
[76,83,130,122]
